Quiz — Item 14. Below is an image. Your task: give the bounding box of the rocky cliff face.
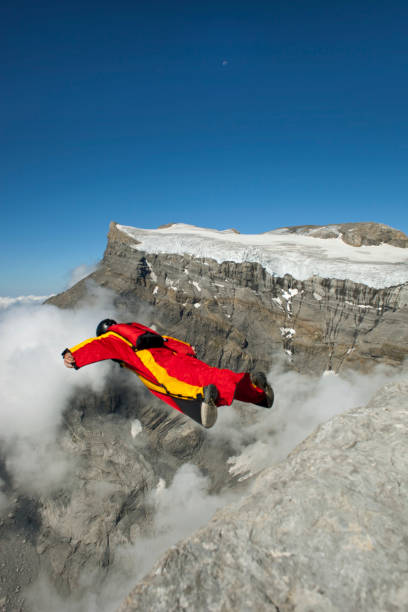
[48,222,408,375]
[120,380,408,612]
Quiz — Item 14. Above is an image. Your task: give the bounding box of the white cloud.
[0,289,118,494]
[25,463,231,612]
[221,358,406,480]
[0,295,51,310]
[0,289,230,610]
[67,263,98,288]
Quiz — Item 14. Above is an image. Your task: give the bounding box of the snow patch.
[345,301,373,309]
[145,260,157,282]
[165,278,178,291]
[117,223,408,288]
[280,288,299,316]
[280,328,296,338]
[282,288,298,301]
[130,420,142,438]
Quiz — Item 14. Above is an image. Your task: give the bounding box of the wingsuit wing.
[162,336,197,357]
[148,388,204,425]
[65,331,136,369]
[65,331,206,425]
[63,327,268,428]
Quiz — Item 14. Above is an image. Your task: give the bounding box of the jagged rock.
[120,381,408,612]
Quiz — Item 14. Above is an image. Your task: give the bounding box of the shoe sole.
[201,401,218,428]
[264,384,274,408]
[251,372,274,408]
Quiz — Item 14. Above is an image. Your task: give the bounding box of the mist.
[25,464,231,612]
[0,283,119,496]
[1,291,405,610]
[218,359,406,481]
[67,263,98,288]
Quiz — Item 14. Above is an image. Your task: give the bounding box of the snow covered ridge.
[116,224,408,289]
[0,295,51,310]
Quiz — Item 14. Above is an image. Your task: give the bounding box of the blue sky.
[1,0,407,296]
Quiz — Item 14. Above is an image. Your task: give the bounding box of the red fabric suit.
[65,323,268,418]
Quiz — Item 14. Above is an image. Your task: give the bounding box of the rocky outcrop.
[47,222,408,375]
[275,221,408,248]
[120,381,408,612]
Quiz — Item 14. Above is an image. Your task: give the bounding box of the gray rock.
[120,381,408,612]
[0,493,40,612]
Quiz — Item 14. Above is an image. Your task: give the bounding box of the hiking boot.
[250,372,274,408]
[201,384,218,428]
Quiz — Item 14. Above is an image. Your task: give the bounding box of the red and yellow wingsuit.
[64,322,269,420]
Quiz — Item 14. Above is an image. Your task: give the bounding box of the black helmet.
[96,319,117,336]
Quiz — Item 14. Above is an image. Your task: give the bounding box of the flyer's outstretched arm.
[62,331,134,369]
